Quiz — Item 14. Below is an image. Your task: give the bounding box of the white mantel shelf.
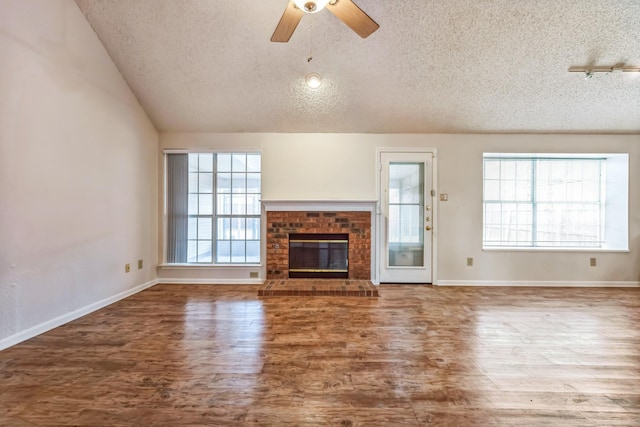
[262,200,378,212]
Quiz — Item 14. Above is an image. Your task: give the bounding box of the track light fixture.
[569,64,640,78]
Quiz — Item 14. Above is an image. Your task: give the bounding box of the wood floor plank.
[1,284,639,425]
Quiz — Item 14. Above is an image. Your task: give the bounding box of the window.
[483,153,628,250]
[166,152,261,264]
[388,163,424,245]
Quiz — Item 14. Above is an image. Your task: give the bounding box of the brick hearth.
[259,279,378,297]
[266,211,371,280]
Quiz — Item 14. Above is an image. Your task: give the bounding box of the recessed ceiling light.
[305,72,322,89]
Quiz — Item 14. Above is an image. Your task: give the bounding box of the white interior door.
[379,152,433,283]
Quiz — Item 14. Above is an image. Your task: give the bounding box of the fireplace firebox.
[288,233,349,279]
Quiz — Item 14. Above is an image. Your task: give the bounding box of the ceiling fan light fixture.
[305,72,323,89]
[293,0,330,13]
[271,0,379,43]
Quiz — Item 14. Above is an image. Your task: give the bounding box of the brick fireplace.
[266,211,371,280]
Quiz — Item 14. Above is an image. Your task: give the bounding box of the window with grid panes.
[166,152,261,264]
[483,154,606,249]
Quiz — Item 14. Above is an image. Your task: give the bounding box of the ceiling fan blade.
[327,0,379,38]
[271,1,305,42]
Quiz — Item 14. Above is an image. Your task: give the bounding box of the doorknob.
[425,226,432,231]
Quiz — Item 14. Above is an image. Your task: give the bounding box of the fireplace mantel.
[262,200,377,212]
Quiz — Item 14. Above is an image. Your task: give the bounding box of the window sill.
[482,247,629,253]
[158,263,262,269]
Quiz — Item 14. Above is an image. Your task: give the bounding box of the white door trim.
[376,148,438,285]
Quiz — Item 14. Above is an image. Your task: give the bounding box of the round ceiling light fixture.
[305,72,323,89]
[293,0,330,13]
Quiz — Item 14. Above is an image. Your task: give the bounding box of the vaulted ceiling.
[75,0,640,133]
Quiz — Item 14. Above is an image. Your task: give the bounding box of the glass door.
[379,152,433,283]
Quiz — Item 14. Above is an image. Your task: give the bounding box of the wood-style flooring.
[1,284,639,426]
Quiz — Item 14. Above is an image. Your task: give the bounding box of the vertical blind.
[166,154,188,263]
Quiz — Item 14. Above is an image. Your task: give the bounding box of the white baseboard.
[436,280,640,287]
[157,278,264,285]
[0,279,159,351]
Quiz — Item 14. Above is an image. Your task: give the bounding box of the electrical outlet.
[249,272,259,278]
[466,257,473,267]
[138,259,143,269]
[590,257,596,267]
[125,263,131,273]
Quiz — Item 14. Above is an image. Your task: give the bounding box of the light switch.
[440,193,449,201]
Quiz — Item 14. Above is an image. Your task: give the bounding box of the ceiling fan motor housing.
[293,0,330,13]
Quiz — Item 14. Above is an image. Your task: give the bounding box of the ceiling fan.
[271,0,379,43]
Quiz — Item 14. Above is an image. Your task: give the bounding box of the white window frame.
[164,151,262,265]
[482,153,629,252]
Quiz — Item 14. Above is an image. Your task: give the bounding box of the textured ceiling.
[75,0,640,133]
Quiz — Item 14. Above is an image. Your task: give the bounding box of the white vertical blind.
[166,154,189,263]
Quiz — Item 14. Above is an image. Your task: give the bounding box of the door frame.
[375,148,438,285]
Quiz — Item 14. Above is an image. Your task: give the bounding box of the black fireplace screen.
[288,233,349,279]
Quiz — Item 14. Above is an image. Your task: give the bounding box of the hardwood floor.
[1,284,639,426]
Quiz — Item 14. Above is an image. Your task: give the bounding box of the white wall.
[0,0,158,346]
[159,133,640,285]
[161,133,376,200]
